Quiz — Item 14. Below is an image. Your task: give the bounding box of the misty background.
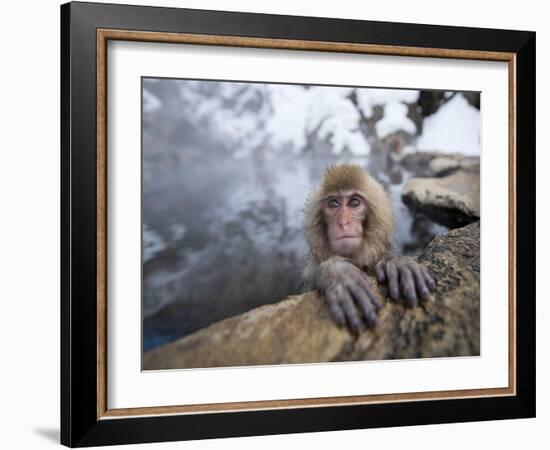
[142,78,480,352]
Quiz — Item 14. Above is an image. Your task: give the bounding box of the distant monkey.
[303,164,434,333]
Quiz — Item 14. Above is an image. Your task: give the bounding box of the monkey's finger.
[408,264,431,300]
[385,261,399,301]
[375,261,386,283]
[349,282,378,328]
[326,294,346,328]
[399,266,418,307]
[359,273,383,310]
[422,268,436,291]
[340,295,363,335]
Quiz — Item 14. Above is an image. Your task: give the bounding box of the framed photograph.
[61,1,535,447]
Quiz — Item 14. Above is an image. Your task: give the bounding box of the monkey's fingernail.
[406,292,418,306]
[421,288,430,298]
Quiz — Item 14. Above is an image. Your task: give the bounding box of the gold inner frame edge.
[96,28,517,420]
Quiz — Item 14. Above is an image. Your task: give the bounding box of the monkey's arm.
[313,257,382,334]
[375,256,435,307]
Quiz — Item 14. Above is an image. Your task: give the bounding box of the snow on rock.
[375,102,416,138]
[163,79,477,159]
[262,85,372,156]
[417,94,480,156]
[356,88,419,115]
[331,129,370,155]
[174,82,428,158]
[310,87,370,155]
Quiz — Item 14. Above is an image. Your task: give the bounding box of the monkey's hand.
[375,256,435,307]
[315,257,382,334]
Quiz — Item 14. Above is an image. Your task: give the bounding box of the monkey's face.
[322,191,367,257]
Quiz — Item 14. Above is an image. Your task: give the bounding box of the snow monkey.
[303,164,435,334]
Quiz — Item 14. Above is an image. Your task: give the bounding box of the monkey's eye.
[348,197,361,208]
[327,199,339,209]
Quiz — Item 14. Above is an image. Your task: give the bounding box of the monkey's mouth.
[335,235,360,241]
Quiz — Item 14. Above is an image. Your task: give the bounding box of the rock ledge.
[144,222,480,370]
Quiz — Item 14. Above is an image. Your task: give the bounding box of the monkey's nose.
[338,216,352,229]
[338,220,351,230]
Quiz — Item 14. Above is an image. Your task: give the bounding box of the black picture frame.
[61,1,535,447]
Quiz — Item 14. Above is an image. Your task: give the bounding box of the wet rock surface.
[401,166,480,228]
[143,222,480,370]
[401,151,479,178]
[429,155,480,177]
